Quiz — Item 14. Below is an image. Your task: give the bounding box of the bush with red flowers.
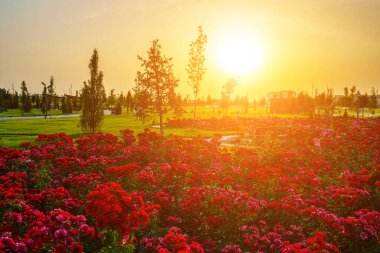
[0,118,379,252]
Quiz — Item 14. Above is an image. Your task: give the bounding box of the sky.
[1,0,380,98]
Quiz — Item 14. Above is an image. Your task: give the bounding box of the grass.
[1,106,377,148]
[0,108,80,117]
[0,106,266,148]
[333,107,380,117]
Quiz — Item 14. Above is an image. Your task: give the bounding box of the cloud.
[84,10,104,19]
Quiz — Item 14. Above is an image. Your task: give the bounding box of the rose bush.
[0,117,379,252]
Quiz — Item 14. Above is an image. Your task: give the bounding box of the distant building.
[267,90,296,99]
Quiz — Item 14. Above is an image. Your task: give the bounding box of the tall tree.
[67,98,73,113]
[106,89,117,109]
[187,26,207,120]
[125,90,133,113]
[11,92,19,109]
[20,81,31,115]
[325,89,334,117]
[349,86,357,109]
[369,87,378,113]
[134,39,179,135]
[113,93,123,115]
[41,76,55,119]
[61,97,69,113]
[80,49,105,134]
[342,87,350,116]
[0,88,11,111]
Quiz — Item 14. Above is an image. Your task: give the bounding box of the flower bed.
[0,117,379,252]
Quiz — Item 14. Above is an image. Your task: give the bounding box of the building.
[267,90,296,99]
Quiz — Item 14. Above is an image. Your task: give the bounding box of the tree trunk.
[193,93,197,120]
[159,112,163,136]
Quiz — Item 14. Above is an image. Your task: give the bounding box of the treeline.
[335,86,378,116]
[1,82,378,119]
[269,86,378,117]
[0,83,81,116]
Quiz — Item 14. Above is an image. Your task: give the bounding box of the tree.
[125,90,133,113]
[357,92,369,117]
[369,87,378,114]
[134,39,179,135]
[41,76,55,119]
[106,89,117,109]
[20,81,31,115]
[73,90,80,111]
[61,97,68,113]
[342,87,350,116]
[325,89,334,117]
[34,94,40,108]
[80,49,105,134]
[172,93,184,119]
[242,95,249,113]
[0,88,11,111]
[315,89,334,117]
[67,98,73,113]
[187,26,207,120]
[11,92,19,109]
[350,86,357,109]
[220,78,237,113]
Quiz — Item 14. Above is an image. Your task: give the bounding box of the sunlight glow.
[215,31,265,76]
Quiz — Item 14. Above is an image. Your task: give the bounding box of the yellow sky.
[1,0,379,98]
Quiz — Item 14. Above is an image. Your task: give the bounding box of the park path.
[0,114,80,120]
[152,124,240,146]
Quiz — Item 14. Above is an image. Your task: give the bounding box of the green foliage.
[106,89,117,109]
[41,76,55,119]
[369,87,378,110]
[11,92,19,109]
[61,98,69,113]
[80,49,106,134]
[20,81,30,115]
[125,90,133,113]
[67,98,73,113]
[0,88,12,110]
[315,89,334,117]
[187,26,207,120]
[113,103,122,115]
[98,229,135,253]
[134,39,179,135]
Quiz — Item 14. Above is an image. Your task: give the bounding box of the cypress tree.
[80,49,105,134]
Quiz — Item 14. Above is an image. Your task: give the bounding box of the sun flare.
[215,31,265,76]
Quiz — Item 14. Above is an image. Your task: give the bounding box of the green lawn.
[2,106,377,148]
[333,107,380,117]
[0,108,242,148]
[0,108,80,117]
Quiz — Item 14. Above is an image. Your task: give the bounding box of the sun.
[215,30,265,76]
